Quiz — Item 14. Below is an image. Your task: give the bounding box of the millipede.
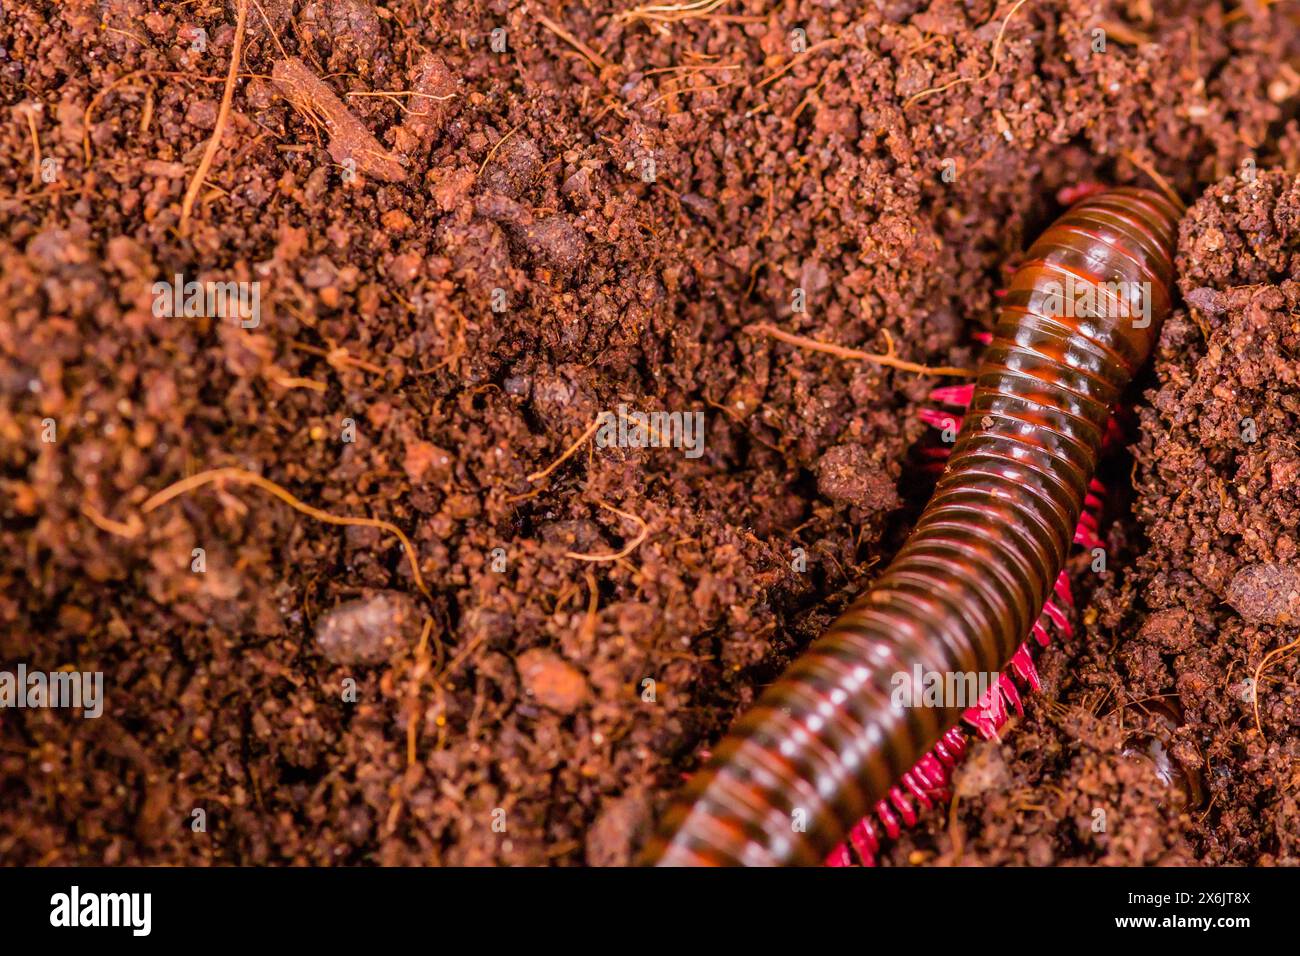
[642,186,1183,867]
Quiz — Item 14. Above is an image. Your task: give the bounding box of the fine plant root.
[755,37,843,91]
[82,71,271,168]
[19,105,41,188]
[1122,149,1187,213]
[564,500,648,562]
[1252,634,1300,737]
[477,123,523,177]
[1095,19,1152,46]
[288,340,388,378]
[536,12,611,72]
[248,0,289,59]
[521,410,684,491]
[406,615,435,768]
[80,501,144,539]
[345,89,458,117]
[525,417,604,484]
[643,79,737,111]
[136,466,431,599]
[84,71,193,167]
[616,1,729,26]
[746,322,974,377]
[180,0,249,233]
[905,0,1033,108]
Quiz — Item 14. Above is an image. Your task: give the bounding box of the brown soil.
[1,1,1298,866]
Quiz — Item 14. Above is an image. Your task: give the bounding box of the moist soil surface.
[2,1,1299,866]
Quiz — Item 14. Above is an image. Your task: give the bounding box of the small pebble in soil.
[1137,608,1195,651]
[314,590,424,665]
[516,648,590,714]
[1226,562,1300,624]
[815,443,899,513]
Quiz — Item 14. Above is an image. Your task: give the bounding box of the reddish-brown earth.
[1,1,1298,865]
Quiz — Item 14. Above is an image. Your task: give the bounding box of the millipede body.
[644,187,1181,866]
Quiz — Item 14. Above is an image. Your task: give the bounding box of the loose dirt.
[1,1,1298,866]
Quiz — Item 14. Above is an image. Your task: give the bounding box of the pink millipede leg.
[999,674,1024,717]
[1042,599,1073,639]
[915,753,946,788]
[965,675,1011,739]
[875,799,902,840]
[902,771,933,810]
[929,383,976,407]
[1102,414,1126,450]
[933,738,958,767]
[942,726,968,760]
[1057,181,1109,206]
[1073,526,1101,549]
[826,843,852,867]
[1009,643,1041,690]
[1054,571,1074,607]
[848,817,880,864]
[920,408,961,431]
[963,706,1000,741]
[889,787,919,827]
